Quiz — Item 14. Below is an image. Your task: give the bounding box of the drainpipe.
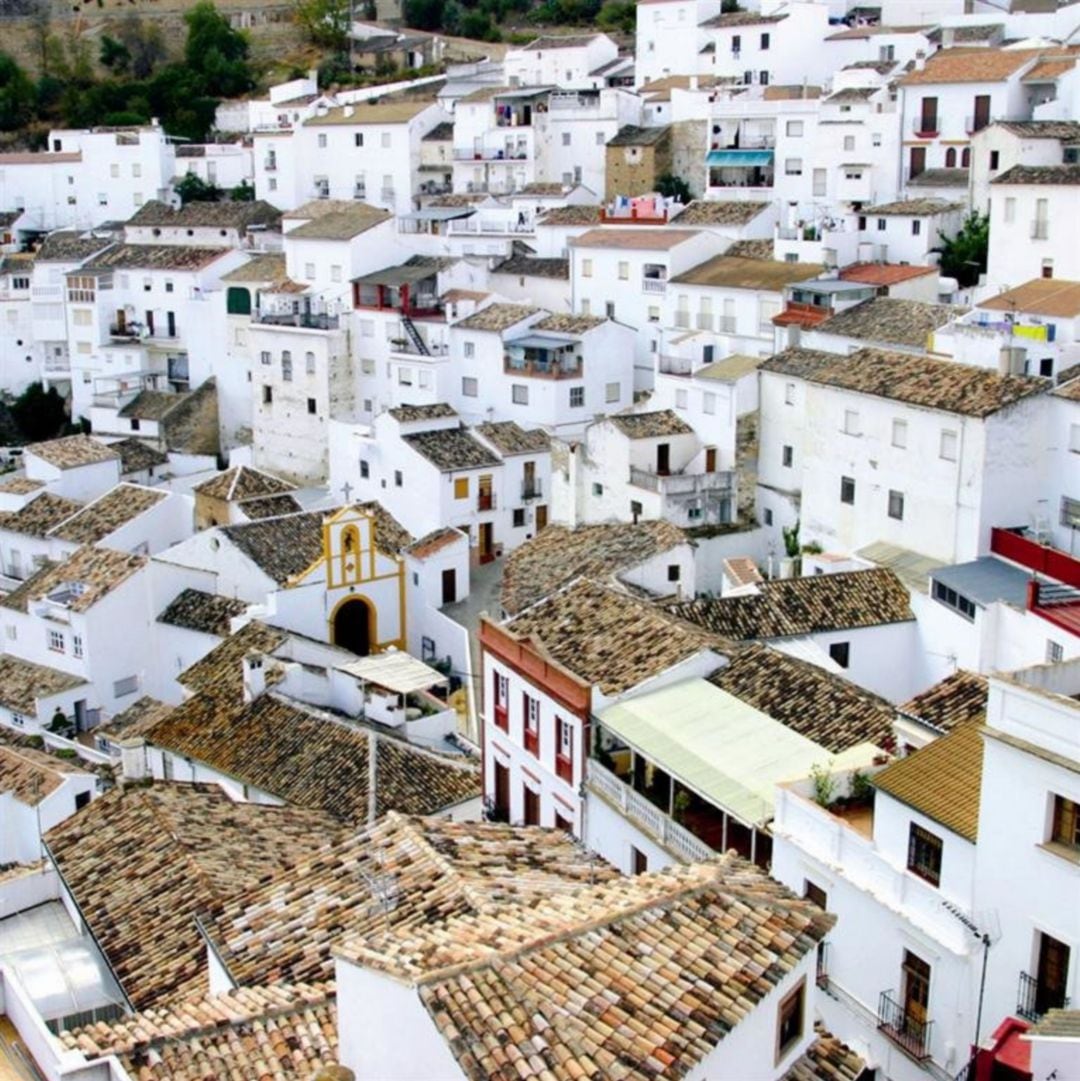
[973,932,992,1056]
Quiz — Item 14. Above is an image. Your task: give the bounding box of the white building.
[969,119,1080,214]
[505,33,619,90]
[851,198,965,267]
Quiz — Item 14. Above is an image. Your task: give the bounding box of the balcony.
[587,759,715,864]
[521,480,542,501]
[109,323,146,342]
[911,117,939,138]
[642,277,667,295]
[1032,219,1049,240]
[556,753,572,783]
[524,726,539,755]
[659,355,692,376]
[878,991,933,1061]
[477,492,496,511]
[264,157,277,171]
[255,309,340,331]
[629,466,735,499]
[493,703,508,732]
[504,353,581,379]
[354,185,367,200]
[1017,971,1070,1022]
[453,147,530,161]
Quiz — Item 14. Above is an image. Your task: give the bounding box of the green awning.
[706,149,774,167]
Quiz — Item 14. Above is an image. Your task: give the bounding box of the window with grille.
[907,823,943,886]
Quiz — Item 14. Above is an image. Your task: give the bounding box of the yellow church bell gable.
[324,507,377,589]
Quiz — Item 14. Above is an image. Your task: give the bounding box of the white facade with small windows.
[987,174,1080,289]
[504,34,619,91]
[852,203,964,268]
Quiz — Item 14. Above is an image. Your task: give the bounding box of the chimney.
[915,50,926,71]
[243,651,266,703]
[689,75,698,90]
[344,104,354,118]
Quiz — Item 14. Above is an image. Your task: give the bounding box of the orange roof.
[570,228,699,251]
[898,47,1040,85]
[840,263,937,286]
[773,306,830,327]
[1023,58,1076,82]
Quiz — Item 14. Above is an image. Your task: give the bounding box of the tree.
[656,173,692,203]
[0,54,36,132]
[229,179,255,201]
[10,383,69,444]
[99,36,132,75]
[183,1,253,97]
[597,1,635,33]
[116,15,167,79]
[294,0,350,51]
[175,172,222,204]
[937,212,989,288]
[402,0,444,30]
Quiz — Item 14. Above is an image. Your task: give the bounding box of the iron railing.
[878,991,933,1060]
[1017,970,1069,1021]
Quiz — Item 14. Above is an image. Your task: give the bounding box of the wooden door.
[1037,933,1070,1014]
[493,761,510,821]
[115,309,126,333]
[909,146,927,179]
[523,460,536,498]
[478,521,494,564]
[903,950,931,1026]
[705,447,717,473]
[523,785,540,826]
[535,504,548,531]
[441,568,456,605]
[145,310,155,336]
[478,473,493,510]
[972,94,990,132]
[656,443,671,476]
[919,96,938,134]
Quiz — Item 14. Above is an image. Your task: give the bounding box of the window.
[782,444,793,468]
[840,475,855,505]
[162,753,173,781]
[131,163,141,178]
[804,881,827,909]
[606,300,616,320]
[618,261,629,280]
[281,351,293,381]
[675,388,688,409]
[304,263,315,280]
[630,500,643,519]
[932,578,977,620]
[764,508,773,526]
[1047,640,1064,664]
[512,384,528,405]
[990,150,1000,171]
[760,31,770,48]
[843,135,855,152]
[307,398,317,415]
[784,382,796,405]
[843,409,861,435]
[596,131,605,145]
[556,716,573,782]
[569,386,585,407]
[523,692,540,755]
[877,218,886,232]
[606,382,620,403]
[592,483,603,497]
[1004,197,1016,223]
[462,376,478,397]
[48,629,65,653]
[829,641,850,668]
[394,470,403,487]
[331,265,342,283]
[785,158,803,176]
[580,298,590,315]
[776,980,805,1063]
[581,258,593,278]
[940,429,958,461]
[262,385,273,405]
[703,392,716,415]
[354,132,363,147]
[892,419,908,448]
[561,131,571,146]
[114,675,139,698]
[667,564,680,583]
[907,823,943,886]
[463,341,475,358]
[760,71,769,85]
[493,672,509,730]
[359,459,369,479]
[306,351,316,374]
[454,477,469,500]
[888,489,905,520]
[11,713,25,728]
[381,132,391,148]
[1050,795,1080,850]
[73,635,83,659]
[512,508,525,528]
[786,120,803,137]
[318,133,327,148]
[1043,259,1054,279]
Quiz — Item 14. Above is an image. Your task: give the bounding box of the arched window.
[961,147,971,168]
[945,148,957,168]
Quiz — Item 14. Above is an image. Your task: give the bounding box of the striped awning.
[706,149,774,166]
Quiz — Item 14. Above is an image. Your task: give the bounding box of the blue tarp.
[706,149,774,166]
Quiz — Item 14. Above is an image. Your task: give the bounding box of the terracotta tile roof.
[709,644,896,753]
[346,858,832,1080]
[305,99,435,125]
[673,254,823,289]
[812,296,968,345]
[1055,373,1080,401]
[0,545,145,613]
[784,1025,866,1081]
[220,252,289,283]
[110,437,167,474]
[531,312,606,334]
[823,87,881,102]
[702,9,787,26]
[860,197,964,215]
[506,578,720,694]
[608,409,694,438]
[927,23,1002,43]
[48,483,166,544]
[205,811,619,989]
[423,120,454,141]
[671,200,769,226]
[1021,57,1076,82]
[239,492,305,519]
[0,740,87,804]
[387,402,458,422]
[992,163,1080,185]
[502,521,688,615]
[520,33,600,49]
[178,620,289,695]
[571,228,699,250]
[761,345,1048,416]
[60,983,338,1079]
[996,120,1080,139]
[220,504,412,585]
[474,421,551,455]
[493,255,569,279]
[0,476,43,494]
[899,670,988,733]
[518,181,569,195]
[406,526,463,559]
[83,243,229,271]
[537,205,603,226]
[1028,1009,1080,1039]
[839,263,937,286]
[873,722,984,841]
[117,389,185,421]
[45,782,338,1009]
[607,123,671,147]
[726,237,774,260]
[26,434,119,470]
[908,167,971,189]
[403,427,502,472]
[979,278,1080,317]
[669,568,913,640]
[0,492,83,538]
[158,588,249,637]
[898,46,1040,85]
[97,696,174,742]
[127,199,281,231]
[146,692,480,824]
[34,232,111,263]
[283,200,392,240]
[194,464,296,502]
[723,556,763,587]
[454,303,540,332]
[764,84,822,101]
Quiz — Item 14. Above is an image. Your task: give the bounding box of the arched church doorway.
[332,597,373,656]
